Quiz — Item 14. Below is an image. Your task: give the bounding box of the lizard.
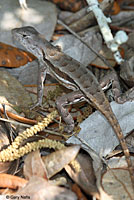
[12,26,134,187]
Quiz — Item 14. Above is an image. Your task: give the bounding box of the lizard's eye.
[23,34,28,38]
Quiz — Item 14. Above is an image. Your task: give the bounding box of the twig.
[19,0,27,9]
[0,117,31,128]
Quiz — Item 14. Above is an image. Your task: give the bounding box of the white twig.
[18,0,28,9]
[86,0,128,64]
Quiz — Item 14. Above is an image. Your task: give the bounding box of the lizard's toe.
[30,102,42,110]
[64,124,74,134]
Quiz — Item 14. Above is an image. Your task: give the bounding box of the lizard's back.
[44,42,112,114]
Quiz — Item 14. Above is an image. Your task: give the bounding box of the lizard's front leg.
[31,62,47,109]
[56,91,85,133]
[100,70,122,102]
[100,70,134,103]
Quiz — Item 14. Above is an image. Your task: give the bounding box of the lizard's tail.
[100,104,134,188]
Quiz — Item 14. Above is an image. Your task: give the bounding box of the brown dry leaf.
[50,0,86,12]
[102,168,134,200]
[72,184,88,200]
[111,1,120,15]
[64,151,99,198]
[23,150,47,180]
[16,176,77,200]
[0,42,35,68]
[42,145,80,179]
[0,173,27,189]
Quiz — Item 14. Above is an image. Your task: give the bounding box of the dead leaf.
[42,145,80,179]
[111,1,120,15]
[0,173,27,189]
[0,42,35,68]
[65,151,99,198]
[107,156,134,170]
[102,168,134,200]
[53,32,102,66]
[24,150,47,180]
[16,176,77,200]
[0,70,32,108]
[67,101,134,157]
[91,45,116,69]
[49,0,86,12]
[71,184,88,200]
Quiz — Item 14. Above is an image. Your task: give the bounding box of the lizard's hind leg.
[56,91,85,133]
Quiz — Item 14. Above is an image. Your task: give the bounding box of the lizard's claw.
[30,102,42,110]
[64,124,74,134]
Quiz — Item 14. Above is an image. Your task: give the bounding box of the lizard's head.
[12,26,44,59]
